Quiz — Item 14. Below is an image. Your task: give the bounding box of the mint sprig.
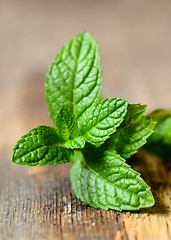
[12,31,158,211]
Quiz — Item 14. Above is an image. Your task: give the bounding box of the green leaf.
[71,148,154,211]
[12,126,73,166]
[167,117,171,142]
[144,109,171,160]
[55,108,78,142]
[64,136,86,149]
[108,116,156,159]
[119,104,147,128]
[78,98,128,147]
[46,31,102,123]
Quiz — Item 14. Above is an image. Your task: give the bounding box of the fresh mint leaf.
[108,116,156,159]
[54,108,86,149]
[46,31,102,123]
[12,126,73,166]
[71,147,154,211]
[64,136,86,149]
[119,104,147,128]
[78,98,128,147]
[55,108,78,142]
[144,109,171,160]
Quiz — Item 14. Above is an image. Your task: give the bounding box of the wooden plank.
[0,1,171,239]
[0,150,170,240]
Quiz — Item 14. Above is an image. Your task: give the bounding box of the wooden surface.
[0,151,171,240]
[0,0,171,239]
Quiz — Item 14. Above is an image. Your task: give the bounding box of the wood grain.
[0,0,171,239]
[0,150,170,240]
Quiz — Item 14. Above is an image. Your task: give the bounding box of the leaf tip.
[139,189,155,209]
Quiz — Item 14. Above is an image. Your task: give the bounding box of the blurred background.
[0,0,171,151]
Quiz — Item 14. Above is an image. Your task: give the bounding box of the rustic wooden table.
[0,1,171,239]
